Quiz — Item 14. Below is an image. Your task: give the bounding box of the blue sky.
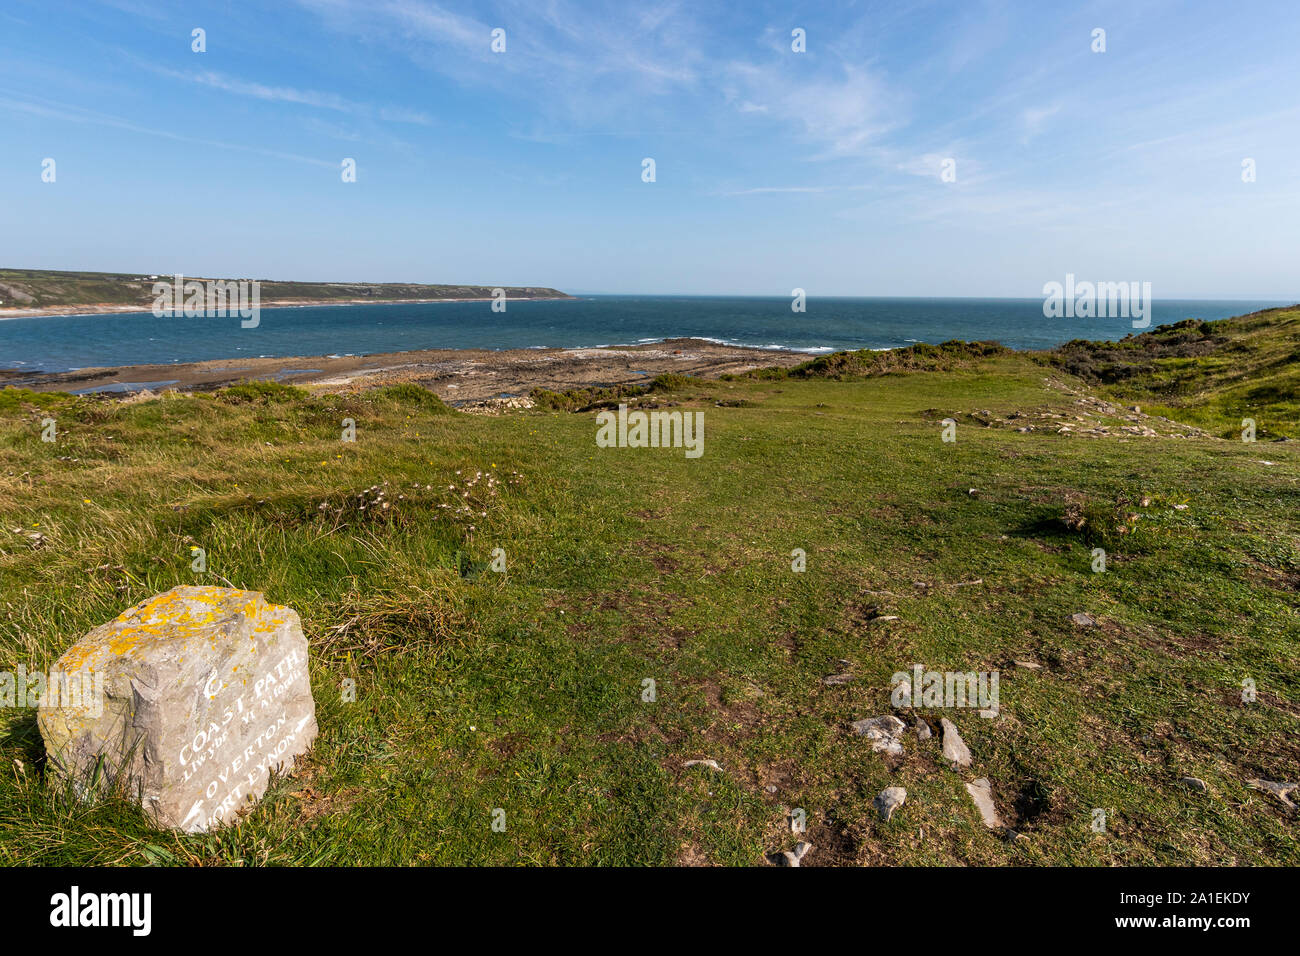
[1,0,1297,297]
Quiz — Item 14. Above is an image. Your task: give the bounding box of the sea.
[0,295,1291,375]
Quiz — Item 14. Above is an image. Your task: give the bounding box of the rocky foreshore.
[0,339,810,404]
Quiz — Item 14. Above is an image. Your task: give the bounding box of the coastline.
[0,294,574,321]
[0,338,810,405]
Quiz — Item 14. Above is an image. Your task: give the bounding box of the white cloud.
[154,66,434,126]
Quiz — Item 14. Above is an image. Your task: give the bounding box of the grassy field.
[0,310,1296,866]
[0,268,569,310]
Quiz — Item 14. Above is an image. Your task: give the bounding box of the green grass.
[0,315,1296,866]
[1044,306,1300,439]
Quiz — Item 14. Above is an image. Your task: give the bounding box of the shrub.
[218,380,308,404]
[0,387,74,414]
[373,383,450,412]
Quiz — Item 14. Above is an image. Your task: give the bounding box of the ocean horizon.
[1,294,1293,375]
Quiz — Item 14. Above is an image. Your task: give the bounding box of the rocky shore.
[0,338,810,404]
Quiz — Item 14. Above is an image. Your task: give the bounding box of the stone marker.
[38,586,317,833]
[940,717,972,766]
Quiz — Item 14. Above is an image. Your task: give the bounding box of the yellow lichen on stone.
[53,586,277,675]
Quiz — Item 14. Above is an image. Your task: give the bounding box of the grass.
[0,312,1296,866]
[1045,307,1300,439]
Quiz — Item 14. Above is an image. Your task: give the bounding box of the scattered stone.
[955,578,984,587]
[940,718,972,766]
[765,785,778,794]
[1071,612,1097,627]
[915,717,932,740]
[822,672,854,686]
[1247,779,1298,810]
[1013,660,1042,670]
[874,786,907,822]
[872,615,900,623]
[38,586,317,833]
[1179,776,1209,792]
[683,759,723,772]
[851,715,907,755]
[965,778,1004,828]
[1173,503,1188,511]
[768,841,813,867]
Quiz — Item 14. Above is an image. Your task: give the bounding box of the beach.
[0,338,808,404]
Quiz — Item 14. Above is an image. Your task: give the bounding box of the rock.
[940,718,972,766]
[683,759,723,772]
[822,673,854,686]
[768,841,813,866]
[1179,776,1208,792]
[915,717,932,740]
[1013,660,1042,670]
[1247,779,1298,810]
[1071,612,1097,627]
[965,778,1004,828]
[38,586,317,833]
[851,715,906,755]
[874,786,907,821]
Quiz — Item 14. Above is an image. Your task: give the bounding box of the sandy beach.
[0,338,808,405]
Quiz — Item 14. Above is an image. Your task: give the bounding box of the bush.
[748,339,1008,381]
[372,383,450,412]
[1062,492,1143,551]
[649,373,691,392]
[217,380,308,405]
[0,387,74,414]
[530,383,650,412]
